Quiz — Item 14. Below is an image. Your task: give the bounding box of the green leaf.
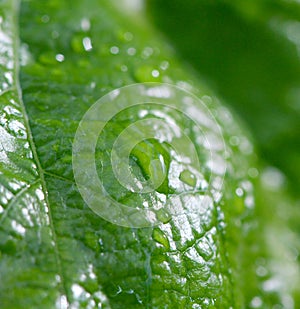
[0,0,297,308]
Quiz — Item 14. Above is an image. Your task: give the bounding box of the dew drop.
[142,46,153,58]
[51,30,59,39]
[81,18,90,31]
[160,60,169,70]
[41,15,50,23]
[83,37,92,51]
[151,69,160,78]
[127,47,136,56]
[179,169,197,187]
[110,46,119,55]
[235,187,244,197]
[229,135,240,146]
[55,53,64,62]
[156,208,172,224]
[134,65,162,82]
[261,167,285,190]
[124,31,133,41]
[250,296,263,308]
[152,228,170,249]
[248,167,259,178]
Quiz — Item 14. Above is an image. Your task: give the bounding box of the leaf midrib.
[12,0,70,303]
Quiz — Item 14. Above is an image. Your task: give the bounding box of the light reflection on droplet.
[110,46,119,55]
[248,167,259,178]
[235,187,244,197]
[55,295,68,309]
[120,65,127,72]
[83,37,93,51]
[11,220,26,236]
[41,15,50,23]
[52,30,59,39]
[142,47,153,58]
[229,135,240,146]
[261,167,285,190]
[55,53,65,62]
[71,283,84,299]
[151,69,160,78]
[124,31,133,41]
[127,47,136,56]
[250,296,263,308]
[81,18,91,31]
[160,60,169,70]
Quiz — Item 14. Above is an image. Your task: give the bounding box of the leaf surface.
[0,0,274,308]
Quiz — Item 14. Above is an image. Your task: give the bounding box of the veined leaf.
[0,0,295,308]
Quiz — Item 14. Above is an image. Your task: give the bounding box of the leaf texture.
[0,0,269,308]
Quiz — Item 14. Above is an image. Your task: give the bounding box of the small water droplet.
[83,37,92,51]
[151,69,160,78]
[229,135,240,146]
[152,228,170,249]
[256,265,268,277]
[81,18,90,31]
[51,30,59,39]
[235,187,244,197]
[179,169,196,187]
[110,46,119,55]
[250,296,263,308]
[261,167,285,190]
[248,167,259,178]
[156,208,172,224]
[41,15,50,23]
[55,53,65,62]
[142,47,153,58]
[127,47,136,56]
[134,65,162,82]
[124,31,133,41]
[120,65,128,72]
[160,60,169,70]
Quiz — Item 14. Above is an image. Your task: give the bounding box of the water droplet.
[156,208,172,224]
[52,30,59,39]
[250,296,263,308]
[134,65,162,82]
[179,169,196,187]
[55,53,65,62]
[142,47,153,58]
[120,65,128,72]
[124,31,133,41]
[41,15,50,23]
[229,135,240,146]
[83,37,92,51]
[127,47,136,56]
[71,284,84,299]
[248,167,259,178]
[110,46,119,55]
[261,167,285,190]
[81,18,90,31]
[235,187,244,197]
[256,265,268,277]
[152,228,170,249]
[160,60,169,70]
[151,69,160,78]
